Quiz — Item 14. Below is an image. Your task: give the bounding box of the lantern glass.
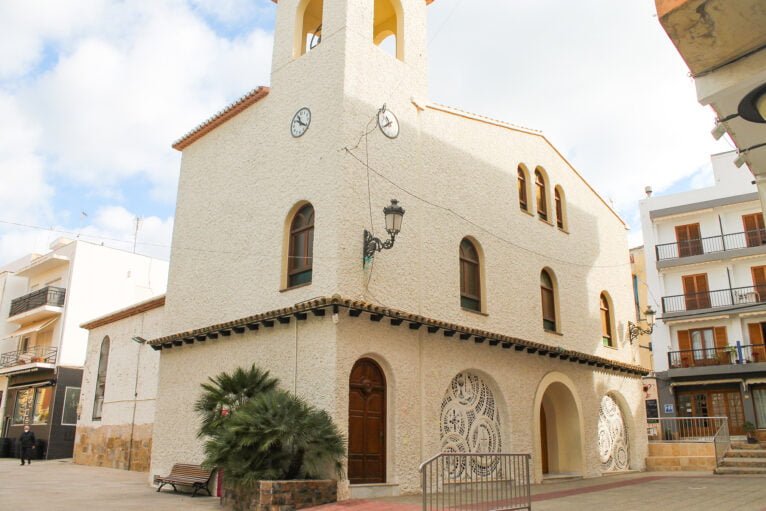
[383,199,405,235]
[644,306,656,327]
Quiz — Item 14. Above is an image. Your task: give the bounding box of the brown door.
[676,330,693,368]
[752,266,766,302]
[348,359,386,484]
[747,323,766,362]
[713,327,729,365]
[682,274,710,310]
[678,388,746,436]
[743,213,765,247]
[540,406,549,474]
[675,223,702,257]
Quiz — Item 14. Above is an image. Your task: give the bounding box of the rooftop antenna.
[132,217,142,253]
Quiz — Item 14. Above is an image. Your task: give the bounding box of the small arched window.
[555,187,565,230]
[518,167,528,211]
[92,336,110,420]
[373,0,402,60]
[460,238,481,312]
[540,270,557,331]
[600,293,613,347]
[288,204,315,288]
[535,169,548,221]
[297,0,323,57]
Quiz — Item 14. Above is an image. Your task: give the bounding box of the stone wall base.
[645,442,716,471]
[74,424,153,472]
[222,480,337,511]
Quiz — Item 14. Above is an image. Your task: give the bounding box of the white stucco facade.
[149,0,647,494]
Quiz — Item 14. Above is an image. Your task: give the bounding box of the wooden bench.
[155,463,213,497]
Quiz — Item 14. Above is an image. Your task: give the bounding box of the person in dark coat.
[18,425,35,465]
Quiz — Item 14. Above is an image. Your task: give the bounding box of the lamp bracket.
[364,229,397,263]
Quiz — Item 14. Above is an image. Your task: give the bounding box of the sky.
[0,0,733,263]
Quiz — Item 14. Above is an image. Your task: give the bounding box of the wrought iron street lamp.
[363,199,405,263]
[628,306,656,345]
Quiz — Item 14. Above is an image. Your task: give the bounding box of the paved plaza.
[1,459,765,511]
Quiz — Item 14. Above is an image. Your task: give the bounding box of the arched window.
[600,293,613,347]
[555,186,565,230]
[460,238,481,311]
[540,270,557,331]
[288,204,315,288]
[92,336,110,420]
[535,169,548,221]
[373,0,402,60]
[297,0,323,57]
[518,167,528,211]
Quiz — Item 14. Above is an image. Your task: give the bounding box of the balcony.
[8,286,66,323]
[669,344,766,369]
[655,230,766,268]
[661,285,766,319]
[0,345,57,375]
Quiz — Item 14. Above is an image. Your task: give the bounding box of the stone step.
[730,442,766,450]
[714,466,766,475]
[720,457,766,468]
[725,449,766,458]
[541,474,583,484]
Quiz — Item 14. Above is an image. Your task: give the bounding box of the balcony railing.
[0,345,57,369]
[655,229,766,261]
[647,416,728,442]
[9,286,66,317]
[661,285,766,313]
[668,343,766,368]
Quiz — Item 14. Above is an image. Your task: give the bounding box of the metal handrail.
[655,229,766,261]
[9,286,66,317]
[420,452,531,511]
[661,285,766,313]
[713,420,731,467]
[647,416,728,442]
[668,344,766,368]
[0,345,58,369]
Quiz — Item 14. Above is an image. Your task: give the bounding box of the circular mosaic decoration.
[440,372,502,478]
[598,395,629,472]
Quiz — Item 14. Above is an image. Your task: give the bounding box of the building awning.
[670,378,744,387]
[746,378,766,386]
[2,317,58,341]
[6,380,55,390]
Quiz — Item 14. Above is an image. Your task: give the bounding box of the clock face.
[291,107,311,137]
[378,108,399,139]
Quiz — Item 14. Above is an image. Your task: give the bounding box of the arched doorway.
[348,358,386,484]
[539,382,583,477]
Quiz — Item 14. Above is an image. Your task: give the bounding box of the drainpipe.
[718,215,726,251]
[726,267,735,306]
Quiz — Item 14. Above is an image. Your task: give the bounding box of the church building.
[107,0,647,497]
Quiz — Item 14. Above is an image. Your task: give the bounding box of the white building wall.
[640,151,765,370]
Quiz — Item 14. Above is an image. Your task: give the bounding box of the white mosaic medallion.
[440,372,502,477]
[598,395,629,472]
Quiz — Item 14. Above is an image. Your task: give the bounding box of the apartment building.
[640,151,766,438]
[0,238,168,459]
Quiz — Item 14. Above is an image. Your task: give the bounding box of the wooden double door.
[348,359,386,484]
[677,388,746,435]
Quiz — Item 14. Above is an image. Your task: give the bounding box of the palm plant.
[193,364,278,438]
[202,389,345,485]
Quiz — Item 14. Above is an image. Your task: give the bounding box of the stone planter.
[221,480,337,511]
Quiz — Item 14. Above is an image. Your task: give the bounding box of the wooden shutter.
[675,223,702,257]
[682,274,710,310]
[743,213,765,247]
[748,323,766,362]
[752,266,766,302]
[677,330,692,368]
[714,326,729,364]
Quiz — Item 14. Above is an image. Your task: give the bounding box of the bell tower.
[269,0,430,102]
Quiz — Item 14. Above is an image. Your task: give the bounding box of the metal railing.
[661,285,766,313]
[0,345,57,369]
[9,286,66,317]
[655,229,766,261]
[420,452,531,511]
[713,420,731,467]
[647,417,728,442]
[668,343,766,368]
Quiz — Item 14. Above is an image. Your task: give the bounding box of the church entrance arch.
[348,358,386,484]
[537,380,583,477]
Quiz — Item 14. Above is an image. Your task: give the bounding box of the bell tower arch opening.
[295,0,324,57]
[373,0,403,61]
